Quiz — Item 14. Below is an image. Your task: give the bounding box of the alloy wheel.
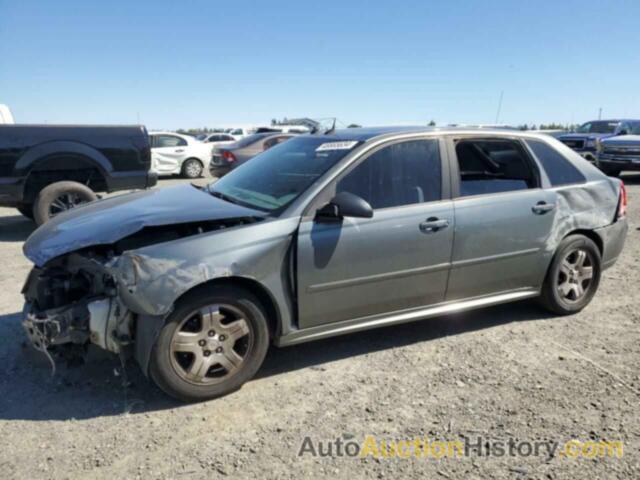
[556,248,594,303]
[169,304,253,385]
[48,193,87,217]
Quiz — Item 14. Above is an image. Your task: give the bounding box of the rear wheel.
[182,158,204,178]
[539,234,601,315]
[149,286,270,402]
[33,181,98,226]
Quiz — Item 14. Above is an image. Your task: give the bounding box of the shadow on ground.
[0,300,550,422]
[0,214,36,242]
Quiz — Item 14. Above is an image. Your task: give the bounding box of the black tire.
[33,181,98,226]
[539,234,601,315]
[181,158,204,178]
[16,204,34,220]
[149,285,270,402]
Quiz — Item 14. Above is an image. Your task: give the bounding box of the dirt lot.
[0,175,638,479]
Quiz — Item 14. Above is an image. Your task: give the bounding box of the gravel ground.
[0,175,638,479]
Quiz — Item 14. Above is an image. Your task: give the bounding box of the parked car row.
[558,119,640,176]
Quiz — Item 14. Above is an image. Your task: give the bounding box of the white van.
[0,105,15,124]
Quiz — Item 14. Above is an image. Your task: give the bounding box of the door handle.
[532,201,555,214]
[175,149,185,153]
[419,217,449,233]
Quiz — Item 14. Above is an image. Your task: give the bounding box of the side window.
[156,135,187,148]
[336,139,441,209]
[526,139,586,186]
[455,139,537,197]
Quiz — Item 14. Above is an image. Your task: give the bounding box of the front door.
[296,138,454,329]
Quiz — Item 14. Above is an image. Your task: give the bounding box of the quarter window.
[336,139,442,209]
[526,139,586,186]
[455,139,537,197]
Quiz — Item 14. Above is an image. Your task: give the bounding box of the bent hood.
[24,184,266,266]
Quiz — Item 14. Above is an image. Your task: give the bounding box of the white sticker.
[315,141,358,152]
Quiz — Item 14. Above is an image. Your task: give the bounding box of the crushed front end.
[21,251,133,368]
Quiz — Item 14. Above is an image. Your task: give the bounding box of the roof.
[320,125,551,142]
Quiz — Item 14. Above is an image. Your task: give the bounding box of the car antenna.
[324,118,336,135]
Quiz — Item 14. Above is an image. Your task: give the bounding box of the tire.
[16,204,34,220]
[33,181,98,226]
[181,158,204,179]
[149,286,270,402]
[539,234,601,315]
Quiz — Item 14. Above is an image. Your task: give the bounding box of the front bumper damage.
[21,254,134,371]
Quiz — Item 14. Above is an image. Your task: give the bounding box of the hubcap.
[49,193,86,217]
[169,304,252,385]
[185,161,202,177]
[557,248,594,303]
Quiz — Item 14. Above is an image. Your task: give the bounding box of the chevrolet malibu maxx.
[21,127,628,402]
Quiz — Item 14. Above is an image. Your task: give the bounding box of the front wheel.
[539,234,601,315]
[181,158,204,178]
[149,286,270,402]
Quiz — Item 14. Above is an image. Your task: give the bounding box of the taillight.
[617,181,627,219]
[222,150,236,163]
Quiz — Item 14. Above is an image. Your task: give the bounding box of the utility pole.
[598,107,602,120]
[495,90,504,124]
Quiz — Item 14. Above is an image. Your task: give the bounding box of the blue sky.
[1,0,638,129]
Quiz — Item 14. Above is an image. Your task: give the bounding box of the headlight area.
[21,251,134,365]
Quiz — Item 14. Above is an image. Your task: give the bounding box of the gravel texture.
[0,175,638,479]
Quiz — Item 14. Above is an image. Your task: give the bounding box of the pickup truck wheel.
[182,158,204,178]
[33,181,98,226]
[149,286,270,402]
[16,204,34,220]
[539,234,601,315]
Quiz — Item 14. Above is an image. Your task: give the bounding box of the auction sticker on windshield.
[315,141,359,152]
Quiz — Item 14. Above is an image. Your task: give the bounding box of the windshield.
[576,121,618,134]
[209,137,359,212]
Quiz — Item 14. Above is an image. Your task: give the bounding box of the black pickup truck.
[0,125,156,224]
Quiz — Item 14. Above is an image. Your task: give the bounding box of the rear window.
[526,139,586,187]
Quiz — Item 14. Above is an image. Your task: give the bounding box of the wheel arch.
[134,275,282,376]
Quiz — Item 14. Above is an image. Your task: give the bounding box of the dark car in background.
[558,119,637,162]
[597,121,640,176]
[0,125,155,225]
[209,132,295,177]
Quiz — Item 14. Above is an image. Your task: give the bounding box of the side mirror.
[316,192,373,220]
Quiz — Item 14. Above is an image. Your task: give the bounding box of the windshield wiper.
[209,190,243,206]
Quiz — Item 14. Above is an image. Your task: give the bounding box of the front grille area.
[603,146,640,156]
[561,139,585,149]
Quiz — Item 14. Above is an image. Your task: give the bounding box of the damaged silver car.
[21,127,628,402]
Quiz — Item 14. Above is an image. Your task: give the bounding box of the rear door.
[445,135,558,301]
[296,137,454,329]
[151,134,188,173]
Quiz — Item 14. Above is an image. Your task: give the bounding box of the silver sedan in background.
[21,127,628,402]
